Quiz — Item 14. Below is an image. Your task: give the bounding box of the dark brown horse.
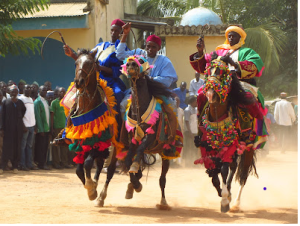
[194,53,261,212]
[119,55,182,210]
[55,49,121,207]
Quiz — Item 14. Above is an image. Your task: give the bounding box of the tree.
[0,0,49,57]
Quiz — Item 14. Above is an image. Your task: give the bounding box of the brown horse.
[56,48,122,207]
[194,53,262,212]
[118,55,182,210]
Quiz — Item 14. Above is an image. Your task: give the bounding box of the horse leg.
[96,147,117,207]
[220,162,230,213]
[156,158,171,210]
[231,148,256,212]
[212,174,222,197]
[125,168,143,199]
[83,153,98,201]
[129,134,155,173]
[93,155,105,182]
[76,163,85,185]
[226,159,238,202]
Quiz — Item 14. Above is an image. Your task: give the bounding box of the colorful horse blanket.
[61,78,123,164]
[117,95,183,160]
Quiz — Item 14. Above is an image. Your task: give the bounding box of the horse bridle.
[74,60,98,115]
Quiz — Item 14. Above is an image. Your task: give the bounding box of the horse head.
[74,49,98,91]
[203,53,233,104]
[121,55,153,80]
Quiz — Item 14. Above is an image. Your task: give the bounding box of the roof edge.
[155,24,229,37]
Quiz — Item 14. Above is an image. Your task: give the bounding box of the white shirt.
[19,95,36,127]
[274,99,296,126]
[184,105,198,133]
[189,78,205,96]
[2,93,10,101]
[40,96,50,127]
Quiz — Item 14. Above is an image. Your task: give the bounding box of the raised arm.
[116,22,145,61]
[63,44,78,61]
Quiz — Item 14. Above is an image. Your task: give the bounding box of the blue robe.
[92,40,129,139]
[92,40,129,113]
[116,43,178,88]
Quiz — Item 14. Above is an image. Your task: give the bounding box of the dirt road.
[0,149,297,224]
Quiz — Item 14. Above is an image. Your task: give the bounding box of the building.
[0,0,137,89]
[156,7,227,86]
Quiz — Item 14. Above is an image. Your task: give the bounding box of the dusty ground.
[0,148,298,224]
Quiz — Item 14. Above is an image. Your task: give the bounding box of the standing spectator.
[0,85,26,174]
[0,90,3,174]
[189,72,204,96]
[44,81,52,91]
[5,80,14,99]
[30,81,39,168]
[50,87,71,169]
[172,82,188,131]
[7,80,15,86]
[183,96,199,164]
[263,105,277,156]
[274,92,296,153]
[53,87,59,100]
[46,90,55,165]
[0,82,10,100]
[31,82,39,101]
[19,85,38,171]
[34,85,51,170]
[173,82,188,110]
[46,90,55,105]
[18,79,26,95]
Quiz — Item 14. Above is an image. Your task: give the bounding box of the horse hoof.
[129,162,139,173]
[88,190,98,201]
[134,183,142,193]
[95,199,105,207]
[229,205,241,213]
[221,204,230,213]
[84,179,98,201]
[156,204,172,210]
[125,183,134,199]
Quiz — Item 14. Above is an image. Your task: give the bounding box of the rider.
[116,22,178,89]
[63,19,128,130]
[190,25,264,81]
[191,25,267,150]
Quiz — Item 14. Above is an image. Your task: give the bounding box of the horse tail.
[235,149,258,186]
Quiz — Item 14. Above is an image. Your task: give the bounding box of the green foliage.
[244,23,287,73]
[0,0,49,56]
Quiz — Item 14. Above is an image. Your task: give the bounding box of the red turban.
[146,35,161,47]
[111,19,125,28]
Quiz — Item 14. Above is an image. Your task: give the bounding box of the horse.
[117,55,183,210]
[194,52,263,212]
[54,48,123,207]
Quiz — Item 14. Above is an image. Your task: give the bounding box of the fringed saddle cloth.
[119,96,183,160]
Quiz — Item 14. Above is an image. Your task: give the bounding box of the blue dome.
[180,7,223,26]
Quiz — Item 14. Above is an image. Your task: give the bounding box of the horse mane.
[210,52,256,112]
[145,75,173,98]
[77,48,90,57]
[76,48,95,64]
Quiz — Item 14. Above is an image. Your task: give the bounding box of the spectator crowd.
[0,79,75,174]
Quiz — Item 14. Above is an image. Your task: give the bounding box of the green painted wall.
[0,37,75,90]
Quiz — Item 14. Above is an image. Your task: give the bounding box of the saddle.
[119,97,183,159]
